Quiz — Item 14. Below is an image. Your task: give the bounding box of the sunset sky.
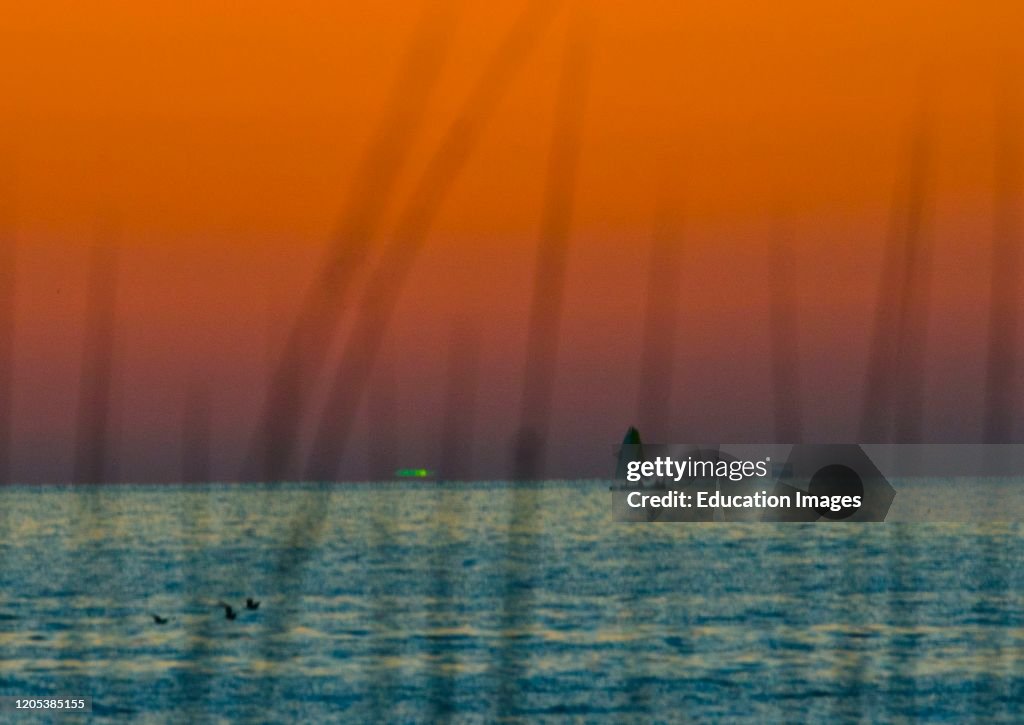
[0,1,1021,481]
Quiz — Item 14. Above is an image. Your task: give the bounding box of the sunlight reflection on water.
[0,481,1021,722]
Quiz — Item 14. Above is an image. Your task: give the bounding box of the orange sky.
[2,1,1018,239]
[0,1,1021,480]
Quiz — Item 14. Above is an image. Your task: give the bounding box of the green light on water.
[396,468,431,478]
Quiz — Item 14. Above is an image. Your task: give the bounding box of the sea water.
[0,481,1021,722]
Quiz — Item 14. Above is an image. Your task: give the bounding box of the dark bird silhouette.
[151,614,169,625]
[245,598,260,610]
[217,602,237,620]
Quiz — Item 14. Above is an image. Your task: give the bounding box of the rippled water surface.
[0,481,1022,722]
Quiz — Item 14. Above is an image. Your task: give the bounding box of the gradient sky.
[0,1,1021,481]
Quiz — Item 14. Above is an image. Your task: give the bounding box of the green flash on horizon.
[396,468,432,478]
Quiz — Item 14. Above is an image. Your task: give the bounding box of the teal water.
[0,481,1022,722]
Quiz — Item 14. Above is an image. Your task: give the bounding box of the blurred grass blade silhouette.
[440,321,480,481]
[860,91,931,443]
[256,3,567,712]
[182,378,211,483]
[498,5,593,717]
[242,0,462,483]
[510,4,591,482]
[637,199,682,441]
[305,0,566,481]
[68,224,122,695]
[368,353,397,481]
[985,64,1022,443]
[74,229,119,484]
[892,114,934,444]
[0,187,14,485]
[427,321,479,717]
[768,214,802,442]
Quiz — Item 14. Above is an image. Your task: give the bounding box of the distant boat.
[610,428,718,522]
[614,426,643,481]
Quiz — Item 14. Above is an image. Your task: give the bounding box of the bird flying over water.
[151,614,169,625]
[245,598,260,610]
[217,602,237,620]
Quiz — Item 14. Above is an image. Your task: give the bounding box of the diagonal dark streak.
[304,0,565,482]
[240,0,462,483]
[254,3,565,714]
